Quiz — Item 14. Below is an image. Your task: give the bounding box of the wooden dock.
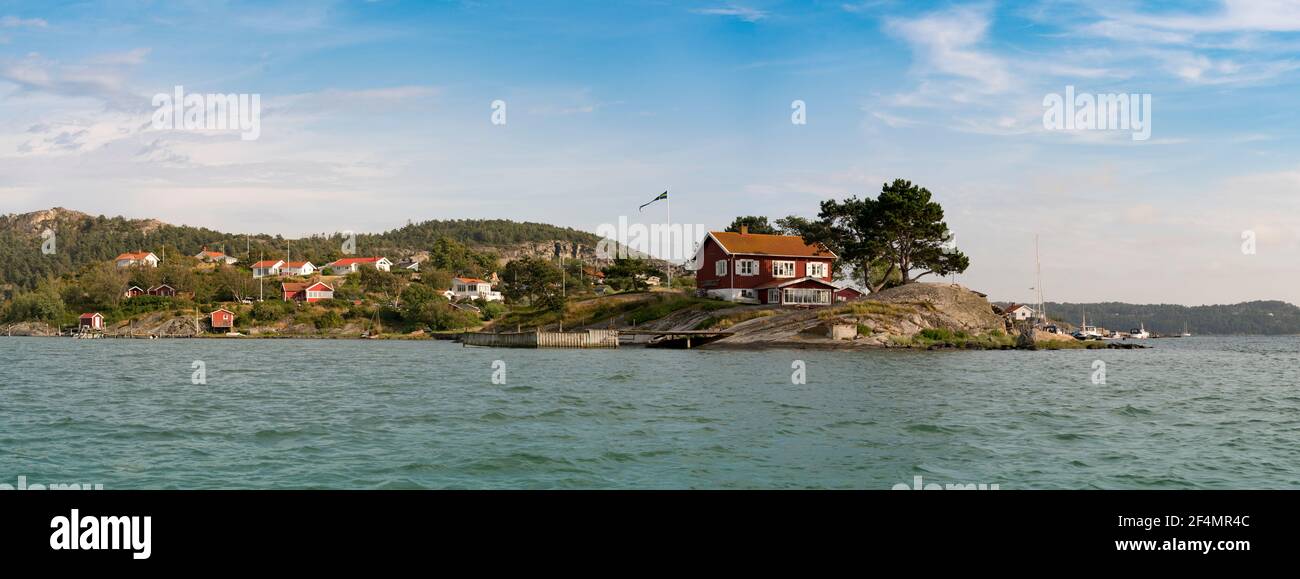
[459,329,619,349]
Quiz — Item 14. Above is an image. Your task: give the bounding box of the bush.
[314,310,344,329]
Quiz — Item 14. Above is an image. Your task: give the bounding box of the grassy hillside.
[0,208,602,290]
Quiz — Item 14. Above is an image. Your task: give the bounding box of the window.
[737,259,759,276]
[772,261,796,278]
[783,288,831,305]
[768,289,780,304]
[740,289,755,299]
[715,259,728,276]
[807,262,828,278]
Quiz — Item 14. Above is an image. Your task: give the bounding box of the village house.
[325,257,392,275]
[147,284,177,297]
[209,308,235,331]
[194,246,239,265]
[449,277,504,302]
[1004,304,1035,321]
[251,260,285,278]
[693,227,838,305]
[78,312,105,332]
[835,287,867,302]
[124,286,145,298]
[394,258,421,272]
[114,251,160,269]
[280,261,316,276]
[282,281,334,302]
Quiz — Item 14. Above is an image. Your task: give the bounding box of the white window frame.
[783,288,831,305]
[715,259,728,277]
[737,259,759,276]
[768,289,780,304]
[772,260,796,278]
[807,262,828,278]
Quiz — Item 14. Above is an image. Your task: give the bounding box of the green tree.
[501,256,564,309]
[792,179,968,291]
[602,258,652,292]
[725,216,778,235]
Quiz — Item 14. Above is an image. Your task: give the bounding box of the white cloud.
[887,6,1012,95]
[0,16,47,28]
[692,4,768,23]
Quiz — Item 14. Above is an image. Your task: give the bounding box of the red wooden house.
[835,287,867,302]
[209,308,235,330]
[78,313,105,332]
[282,281,334,302]
[146,284,176,297]
[124,285,145,298]
[693,227,838,305]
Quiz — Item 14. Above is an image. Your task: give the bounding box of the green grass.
[904,328,1016,349]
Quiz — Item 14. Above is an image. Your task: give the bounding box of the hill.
[0,208,604,290]
[1036,301,1300,336]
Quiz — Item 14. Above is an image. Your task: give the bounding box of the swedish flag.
[638,191,668,212]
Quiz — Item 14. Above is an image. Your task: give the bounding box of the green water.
[1,336,1297,489]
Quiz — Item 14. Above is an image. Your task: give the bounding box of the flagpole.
[666,192,671,290]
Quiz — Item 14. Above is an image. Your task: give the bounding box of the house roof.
[79,312,102,319]
[148,284,174,291]
[454,277,487,284]
[329,257,387,267]
[836,287,866,295]
[285,282,334,292]
[196,250,227,258]
[754,276,840,290]
[210,308,234,315]
[1005,304,1031,313]
[283,261,313,268]
[708,231,836,258]
[114,251,156,261]
[252,260,285,268]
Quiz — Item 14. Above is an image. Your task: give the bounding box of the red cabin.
[282,281,334,302]
[693,227,838,305]
[835,287,867,302]
[209,308,235,330]
[146,284,176,297]
[124,286,145,298]
[78,312,105,331]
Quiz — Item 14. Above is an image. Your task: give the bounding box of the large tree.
[501,256,564,310]
[791,179,968,292]
[725,216,778,235]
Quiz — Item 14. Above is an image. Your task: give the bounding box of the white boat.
[1072,312,1103,340]
[1128,323,1150,339]
[1179,322,1192,337]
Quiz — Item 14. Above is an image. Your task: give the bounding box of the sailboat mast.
[1035,234,1045,324]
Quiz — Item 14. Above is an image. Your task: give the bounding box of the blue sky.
[2,0,1300,305]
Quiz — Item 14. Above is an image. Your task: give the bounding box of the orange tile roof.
[709,231,836,258]
[114,252,155,261]
[329,257,385,266]
[252,260,283,268]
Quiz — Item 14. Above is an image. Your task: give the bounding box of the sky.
[1,0,1299,306]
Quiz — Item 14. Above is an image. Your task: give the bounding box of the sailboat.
[1180,323,1192,338]
[1072,311,1103,340]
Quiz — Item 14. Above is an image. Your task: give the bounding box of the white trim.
[737,259,759,276]
[715,259,728,277]
[807,262,828,278]
[772,260,796,278]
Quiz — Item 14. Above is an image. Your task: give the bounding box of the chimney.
[739,225,749,235]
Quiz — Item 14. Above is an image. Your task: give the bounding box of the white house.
[449,277,503,302]
[194,247,239,265]
[114,252,160,269]
[280,261,316,276]
[251,259,285,278]
[325,257,392,274]
[1004,304,1035,321]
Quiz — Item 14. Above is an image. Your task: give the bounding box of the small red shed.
[78,313,104,331]
[210,308,235,330]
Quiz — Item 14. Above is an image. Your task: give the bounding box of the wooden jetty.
[459,328,620,349]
